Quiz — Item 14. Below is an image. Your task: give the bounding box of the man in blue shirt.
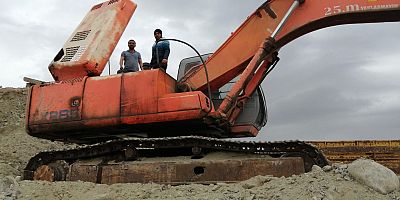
[119,39,143,73]
[150,29,170,71]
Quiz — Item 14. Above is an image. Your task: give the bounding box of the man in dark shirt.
[150,29,170,71]
[119,39,143,73]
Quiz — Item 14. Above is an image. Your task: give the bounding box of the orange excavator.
[24,0,400,184]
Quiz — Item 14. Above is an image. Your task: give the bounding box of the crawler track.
[24,136,328,183]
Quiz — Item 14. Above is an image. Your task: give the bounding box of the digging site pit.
[0,87,399,200]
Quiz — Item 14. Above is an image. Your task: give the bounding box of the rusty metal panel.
[27,70,210,138]
[121,70,176,116]
[121,110,205,125]
[158,92,206,113]
[48,0,137,81]
[82,75,121,120]
[156,70,178,97]
[67,162,100,183]
[28,78,86,126]
[99,157,304,184]
[121,70,159,116]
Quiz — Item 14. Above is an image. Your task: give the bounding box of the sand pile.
[0,88,399,200]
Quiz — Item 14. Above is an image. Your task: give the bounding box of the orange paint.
[181,0,400,92]
[27,70,213,140]
[48,0,137,81]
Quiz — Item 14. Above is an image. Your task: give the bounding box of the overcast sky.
[0,1,399,141]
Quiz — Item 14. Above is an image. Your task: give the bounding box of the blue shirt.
[121,50,141,72]
[151,39,170,66]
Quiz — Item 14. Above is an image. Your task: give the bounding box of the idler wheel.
[33,161,69,181]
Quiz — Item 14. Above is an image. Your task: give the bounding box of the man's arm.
[139,58,143,70]
[161,41,170,64]
[138,52,143,70]
[119,55,124,70]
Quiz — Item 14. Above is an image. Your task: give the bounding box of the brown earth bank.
[0,87,399,200]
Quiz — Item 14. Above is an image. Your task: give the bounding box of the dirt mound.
[0,89,69,182]
[0,87,399,200]
[10,165,400,200]
[0,88,26,131]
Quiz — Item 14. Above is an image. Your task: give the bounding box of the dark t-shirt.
[121,50,141,72]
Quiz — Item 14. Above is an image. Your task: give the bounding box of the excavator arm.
[179,0,400,130]
[180,0,400,91]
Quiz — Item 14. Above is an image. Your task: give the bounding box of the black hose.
[158,38,213,110]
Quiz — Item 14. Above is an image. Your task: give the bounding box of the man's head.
[128,39,136,50]
[154,29,162,41]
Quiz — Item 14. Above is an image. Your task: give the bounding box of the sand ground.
[0,88,399,200]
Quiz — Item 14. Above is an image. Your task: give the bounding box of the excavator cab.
[177,54,268,136]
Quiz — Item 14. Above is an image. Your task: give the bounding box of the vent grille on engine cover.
[91,3,103,11]
[60,46,87,62]
[108,0,119,5]
[70,30,91,42]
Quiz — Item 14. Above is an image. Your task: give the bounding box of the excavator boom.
[179,0,400,129]
[180,0,400,92]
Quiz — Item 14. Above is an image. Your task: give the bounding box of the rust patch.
[68,156,304,185]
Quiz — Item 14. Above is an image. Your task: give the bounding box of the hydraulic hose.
[158,38,213,112]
